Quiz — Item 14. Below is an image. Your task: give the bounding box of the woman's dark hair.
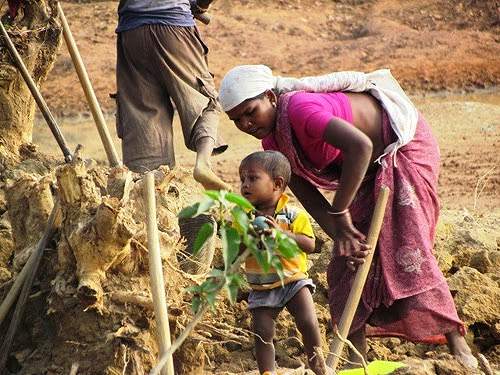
[239,150,291,189]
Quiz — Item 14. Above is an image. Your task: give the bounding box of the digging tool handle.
[0,20,73,163]
[326,186,390,370]
[0,200,61,372]
[57,3,121,167]
[0,244,38,326]
[144,172,174,375]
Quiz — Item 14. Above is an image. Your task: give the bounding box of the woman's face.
[226,91,277,139]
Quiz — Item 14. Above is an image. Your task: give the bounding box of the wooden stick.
[0,245,37,326]
[69,362,79,375]
[144,172,174,375]
[0,20,73,162]
[0,199,61,372]
[57,2,121,167]
[149,248,251,375]
[326,186,390,370]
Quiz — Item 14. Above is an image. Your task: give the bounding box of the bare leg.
[252,307,281,374]
[287,287,327,375]
[193,136,232,191]
[446,330,478,368]
[343,327,367,369]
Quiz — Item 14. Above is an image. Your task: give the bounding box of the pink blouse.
[262,91,353,170]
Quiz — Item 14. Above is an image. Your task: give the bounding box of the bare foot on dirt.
[193,162,232,191]
[446,331,478,369]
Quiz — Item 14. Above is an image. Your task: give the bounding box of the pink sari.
[266,91,464,343]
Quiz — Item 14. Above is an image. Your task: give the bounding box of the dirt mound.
[0,150,215,374]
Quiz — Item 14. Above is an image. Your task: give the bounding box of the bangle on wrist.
[327,207,349,216]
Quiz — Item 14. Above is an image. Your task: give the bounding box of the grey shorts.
[248,278,316,310]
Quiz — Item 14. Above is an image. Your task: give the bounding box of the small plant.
[151,190,303,374]
[178,190,301,313]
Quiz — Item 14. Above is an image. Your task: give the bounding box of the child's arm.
[287,232,315,254]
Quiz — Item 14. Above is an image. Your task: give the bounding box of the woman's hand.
[331,212,371,267]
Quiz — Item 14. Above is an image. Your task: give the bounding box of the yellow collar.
[275,193,289,213]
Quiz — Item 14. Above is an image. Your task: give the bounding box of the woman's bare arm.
[323,117,372,211]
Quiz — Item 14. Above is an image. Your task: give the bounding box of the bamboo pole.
[144,172,174,375]
[326,186,390,370]
[149,248,251,375]
[0,200,62,372]
[0,20,72,162]
[57,2,121,167]
[0,245,38,326]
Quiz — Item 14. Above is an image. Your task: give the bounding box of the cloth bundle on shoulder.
[219,65,418,165]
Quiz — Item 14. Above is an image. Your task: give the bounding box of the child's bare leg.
[446,330,478,368]
[287,287,327,375]
[252,307,281,374]
[193,136,231,191]
[344,327,367,369]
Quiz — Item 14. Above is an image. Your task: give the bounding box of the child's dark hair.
[239,151,291,189]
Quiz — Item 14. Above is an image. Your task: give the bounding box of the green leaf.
[276,232,301,259]
[262,235,277,253]
[225,281,238,304]
[178,203,200,218]
[202,279,220,294]
[271,256,285,284]
[206,291,217,307]
[208,268,225,278]
[192,222,214,255]
[231,206,249,233]
[221,227,241,270]
[204,190,222,200]
[252,248,270,273]
[224,192,254,211]
[225,274,246,304]
[194,197,215,217]
[191,296,202,314]
[266,246,273,265]
[186,284,202,294]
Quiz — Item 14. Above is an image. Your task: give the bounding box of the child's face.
[226,91,277,140]
[239,162,281,207]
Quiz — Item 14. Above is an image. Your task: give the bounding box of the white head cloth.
[219,64,419,165]
[219,65,277,112]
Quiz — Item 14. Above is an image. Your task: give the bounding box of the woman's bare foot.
[193,162,232,191]
[446,330,478,369]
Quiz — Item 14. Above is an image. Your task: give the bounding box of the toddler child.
[239,150,327,375]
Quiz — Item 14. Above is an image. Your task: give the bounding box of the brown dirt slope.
[32,0,500,116]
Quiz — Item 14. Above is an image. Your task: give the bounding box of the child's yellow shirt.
[245,194,315,290]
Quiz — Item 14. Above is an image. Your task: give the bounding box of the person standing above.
[115,0,230,190]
